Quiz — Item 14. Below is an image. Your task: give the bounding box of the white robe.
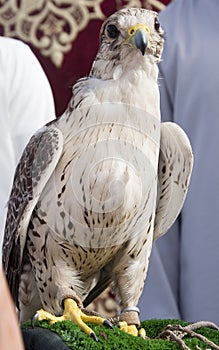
[0,37,55,255]
[138,0,219,324]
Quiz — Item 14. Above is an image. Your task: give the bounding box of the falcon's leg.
[27,232,113,340]
[33,298,113,341]
[112,235,153,338]
[111,308,146,338]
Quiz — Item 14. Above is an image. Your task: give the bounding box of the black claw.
[103,320,114,329]
[90,332,99,342]
[31,313,39,328]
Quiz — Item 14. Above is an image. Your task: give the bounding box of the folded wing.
[2,124,63,306]
[154,122,193,241]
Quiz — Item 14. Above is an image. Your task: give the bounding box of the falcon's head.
[90,8,164,79]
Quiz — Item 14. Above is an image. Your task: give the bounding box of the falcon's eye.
[154,17,160,31]
[106,24,120,39]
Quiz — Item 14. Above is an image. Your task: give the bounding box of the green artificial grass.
[22,319,219,349]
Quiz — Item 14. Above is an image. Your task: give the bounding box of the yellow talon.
[138,327,147,339]
[119,321,147,338]
[36,309,65,323]
[32,298,113,341]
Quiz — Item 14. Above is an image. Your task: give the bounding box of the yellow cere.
[128,23,151,38]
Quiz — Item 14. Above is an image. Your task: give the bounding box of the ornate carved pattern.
[0,0,105,67]
[146,0,166,10]
[0,0,167,67]
[116,0,166,11]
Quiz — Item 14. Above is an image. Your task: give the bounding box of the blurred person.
[138,0,219,325]
[0,37,55,349]
[0,37,55,244]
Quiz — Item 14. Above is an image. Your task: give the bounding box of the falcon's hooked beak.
[127,24,151,56]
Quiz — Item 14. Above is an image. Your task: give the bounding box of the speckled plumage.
[2,8,193,325]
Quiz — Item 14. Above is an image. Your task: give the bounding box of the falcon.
[3,8,193,340]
